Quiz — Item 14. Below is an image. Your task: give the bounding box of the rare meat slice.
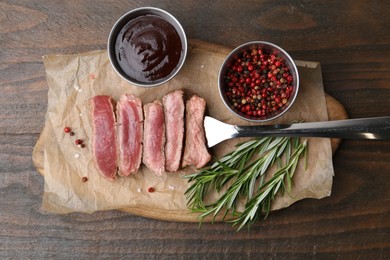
[143,100,165,176]
[182,95,211,168]
[163,90,185,172]
[90,95,117,180]
[116,94,143,176]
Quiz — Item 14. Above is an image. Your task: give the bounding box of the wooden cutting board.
[32,40,348,222]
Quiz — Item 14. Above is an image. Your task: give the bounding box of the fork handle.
[234,116,390,140]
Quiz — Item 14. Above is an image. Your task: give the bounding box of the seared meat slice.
[90,95,117,180]
[182,95,211,168]
[116,94,143,176]
[163,90,185,172]
[143,100,165,176]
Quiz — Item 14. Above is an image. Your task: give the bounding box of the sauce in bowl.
[115,14,183,84]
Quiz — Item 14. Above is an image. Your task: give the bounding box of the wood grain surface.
[1,1,389,259]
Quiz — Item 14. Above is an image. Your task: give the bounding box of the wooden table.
[1,1,389,258]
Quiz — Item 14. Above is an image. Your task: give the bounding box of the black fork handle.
[234,116,390,140]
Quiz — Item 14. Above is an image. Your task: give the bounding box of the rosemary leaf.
[184,136,308,231]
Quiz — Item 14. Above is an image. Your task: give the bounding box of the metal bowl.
[218,41,299,122]
[108,7,187,88]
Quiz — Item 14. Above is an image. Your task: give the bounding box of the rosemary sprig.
[184,137,308,231]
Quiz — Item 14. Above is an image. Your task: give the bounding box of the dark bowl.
[108,7,187,88]
[218,41,299,122]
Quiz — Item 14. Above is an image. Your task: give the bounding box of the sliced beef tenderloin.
[182,95,211,168]
[90,95,117,180]
[143,100,165,176]
[163,90,185,172]
[116,94,143,176]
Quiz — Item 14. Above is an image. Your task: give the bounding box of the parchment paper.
[35,44,334,216]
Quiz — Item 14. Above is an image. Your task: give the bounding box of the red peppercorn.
[80,143,86,148]
[75,139,83,145]
[82,177,88,182]
[64,127,71,133]
[148,187,155,193]
[224,46,293,118]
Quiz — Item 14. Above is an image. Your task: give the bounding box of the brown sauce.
[115,14,183,83]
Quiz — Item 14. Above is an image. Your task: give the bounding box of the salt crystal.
[168,185,175,190]
[137,188,141,193]
[74,153,80,159]
[200,64,205,69]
